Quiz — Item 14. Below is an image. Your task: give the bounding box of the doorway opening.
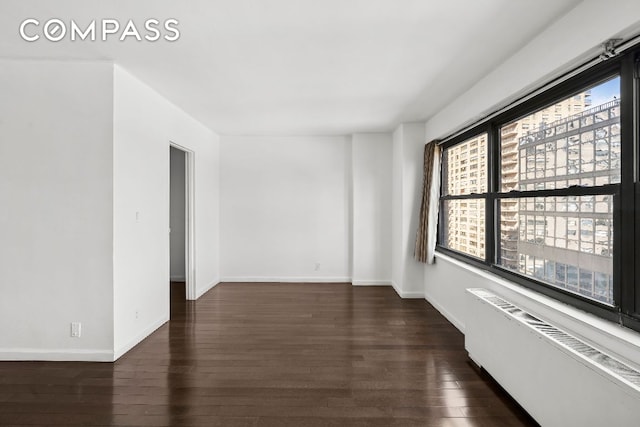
[169,144,195,312]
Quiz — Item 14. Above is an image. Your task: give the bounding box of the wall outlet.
[315,262,321,271]
[135,310,139,320]
[70,322,82,338]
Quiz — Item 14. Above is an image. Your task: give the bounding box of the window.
[498,195,613,303]
[497,77,619,305]
[441,133,488,259]
[437,50,640,332]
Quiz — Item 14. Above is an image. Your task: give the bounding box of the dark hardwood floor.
[0,282,537,426]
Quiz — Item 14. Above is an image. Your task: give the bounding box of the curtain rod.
[437,33,640,146]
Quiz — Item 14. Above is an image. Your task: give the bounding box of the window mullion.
[618,54,635,316]
[488,123,500,265]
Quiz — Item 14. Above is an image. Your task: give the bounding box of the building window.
[437,51,640,332]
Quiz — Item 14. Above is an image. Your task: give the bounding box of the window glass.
[442,199,485,259]
[499,196,614,305]
[443,133,488,196]
[501,77,620,192]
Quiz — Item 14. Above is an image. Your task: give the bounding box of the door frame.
[169,142,196,300]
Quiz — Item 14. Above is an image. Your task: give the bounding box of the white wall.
[351,133,392,285]
[220,135,351,282]
[113,66,221,358]
[391,127,404,290]
[420,0,640,396]
[400,123,426,296]
[391,123,425,297]
[0,59,114,360]
[426,0,640,141]
[169,147,186,281]
[0,61,221,361]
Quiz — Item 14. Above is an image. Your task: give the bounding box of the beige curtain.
[414,140,441,264]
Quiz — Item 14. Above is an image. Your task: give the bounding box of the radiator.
[465,288,640,427]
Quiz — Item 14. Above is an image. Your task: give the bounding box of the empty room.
[1,1,640,426]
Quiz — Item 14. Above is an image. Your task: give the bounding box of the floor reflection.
[168,281,196,424]
[0,359,115,425]
[0,282,537,426]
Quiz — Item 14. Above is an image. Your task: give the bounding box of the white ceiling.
[0,0,582,135]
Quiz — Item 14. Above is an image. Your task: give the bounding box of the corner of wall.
[390,121,428,299]
[112,64,221,358]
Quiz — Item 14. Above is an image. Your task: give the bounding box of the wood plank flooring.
[0,282,538,426]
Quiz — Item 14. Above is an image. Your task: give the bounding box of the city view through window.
[443,77,620,305]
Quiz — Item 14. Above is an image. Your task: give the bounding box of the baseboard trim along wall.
[195,280,219,300]
[424,289,466,332]
[196,278,433,302]
[391,281,425,299]
[113,315,169,361]
[215,278,427,299]
[402,291,426,299]
[352,280,392,286]
[220,276,352,283]
[0,348,114,362]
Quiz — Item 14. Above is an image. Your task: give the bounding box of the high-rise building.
[445,94,593,262]
[443,134,487,258]
[499,92,593,270]
[444,88,619,304]
[508,96,620,304]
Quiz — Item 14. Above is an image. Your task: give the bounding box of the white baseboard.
[352,280,392,286]
[170,275,186,282]
[0,348,113,362]
[220,276,351,283]
[391,280,425,299]
[391,280,402,297]
[424,289,465,333]
[195,280,218,300]
[113,315,169,361]
[400,291,425,298]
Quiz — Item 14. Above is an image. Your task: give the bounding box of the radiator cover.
[465,288,640,426]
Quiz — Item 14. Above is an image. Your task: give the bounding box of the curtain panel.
[414,140,441,264]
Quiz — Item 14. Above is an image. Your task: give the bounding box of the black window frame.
[440,131,490,261]
[437,46,640,333]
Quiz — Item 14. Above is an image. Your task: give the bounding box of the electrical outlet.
[70,322,82,338]
[135,310,139,320]
[315,262,321,271]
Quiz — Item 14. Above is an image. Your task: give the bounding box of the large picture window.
[497,77,619,305]
[437,50,639,332]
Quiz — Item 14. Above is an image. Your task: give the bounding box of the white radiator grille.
[469,288,640,392]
